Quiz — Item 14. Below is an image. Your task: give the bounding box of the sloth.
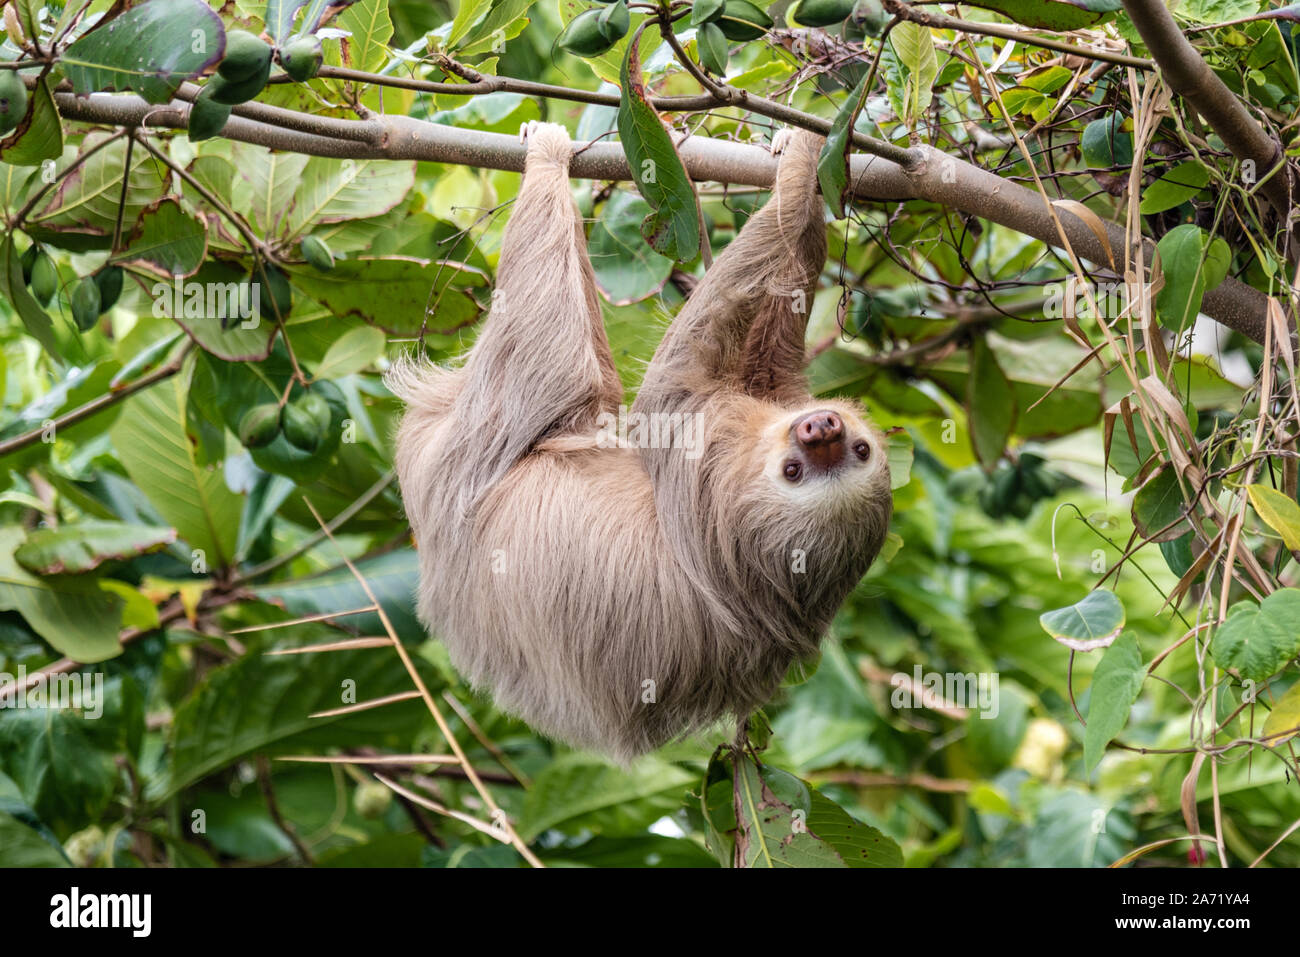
[390,123,892,762]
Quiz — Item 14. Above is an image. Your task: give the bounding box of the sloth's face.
[758,401,890,511]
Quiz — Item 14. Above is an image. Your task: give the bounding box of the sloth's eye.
[783,461,803,482]
[853,440,870,461]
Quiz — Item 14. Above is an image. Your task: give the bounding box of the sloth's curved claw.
[770,128,794,156]
[518,120,542,144]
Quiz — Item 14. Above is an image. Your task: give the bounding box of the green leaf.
[817,69,870,219]
[888,21,937,128]
[0,233,58,355]
[589,190,673,304]
[0,812,70,867]
[337,0,393,73]
[617,30,700,261]
[1132,465,1191,542]
[109,355,241,568]
[113,197,207,277]
[519,754,694,841]
[731,756,903,867]
[152,643,438,800]
[311,324,387,380]
[253,549,425,643]
[1139,161,1210,214]
[0,77,64,166]
[962,0,1121,30]
[1155,224,1227,331]
[1247,483,1300,550]
[291,257,485,334]
[966,337,1017,468]
[1039,589,1126,652]
[1080,113,1132,168]
[1261,680,1300,745]
[60,0,225,104]
[460,0,539,53]
[284,157,416,242]
[1083,632,1145,773]
[1210,588,1300,682]
[15,521,176,575]
[449,0,495,46]
[0,527,124,661]
[266,0,311,41]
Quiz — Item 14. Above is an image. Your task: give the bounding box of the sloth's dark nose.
[794,410,844,449]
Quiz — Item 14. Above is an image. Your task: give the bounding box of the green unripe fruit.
[238,403,283,449]
[282,401,324,452]
[93,265,124,312]
[697,22,729,75]
[353,780,392,820]
[257,265,293,319]
[717,0,772,40]
[70,276,101,331]
[296,391,331,432]
[300,234,334,272]
[790,0,857,26]
[29,250,57,305]
[20,244,38,284]
[0,69,27,135]
[280,35,324,82]
[219,29,274,82]
[596,0,629,41]
[558,9,618,56]
[188,84,231,141]
[207,63,271,105]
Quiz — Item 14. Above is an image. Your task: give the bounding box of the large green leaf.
[113,197,207,277]
[310,324,387,380]
[0,527,124,661]
[589,191,673,304]
[1083,632,1145,773]
[60,0,225,104]
[966,337,1016,468]
[283,157,416,241]
[109,356,241,568]
[730,757,903,867]
[15,521,176,575]
[1131,466,1191,542]
[253,549,424,643]
[0,77,64,166]
[151,642,437,800]
[617,31,700,261]
[963,0,1121,30]
[291,257,484,334]
[888,21,937,128]
[1210,588,1300,683]
[817,69,871,219]
[0,812,70,867]
[519,754,693,841]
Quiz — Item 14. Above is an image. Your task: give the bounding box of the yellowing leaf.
[1247,483,1300,550]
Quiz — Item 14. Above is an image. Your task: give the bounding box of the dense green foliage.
[1,0,1298,868]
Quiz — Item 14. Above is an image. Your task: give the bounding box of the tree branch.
[49,90,1270,343]
[1122,0,1292,217]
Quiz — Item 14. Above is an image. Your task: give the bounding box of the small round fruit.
[716,0,773,41]
[188,85,231,141]
[296,391,331,432]
[28,250,57,305]
[93,265,124,313]
[300,235,334,272]
[790,0,857,27]
[219,29,274,82]
[282,401,324,452]
[558,9,618,56]
[280,35,324,82]
[0,69,28,135]
[238,403,283,448]
[353,781,392,820]
[206,64,270,106]
[20,244,38,284]
[70,277,101,331]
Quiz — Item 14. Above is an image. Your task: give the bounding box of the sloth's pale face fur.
[391,125,892,761]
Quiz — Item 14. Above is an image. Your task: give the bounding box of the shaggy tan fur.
[389,124,892,761]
